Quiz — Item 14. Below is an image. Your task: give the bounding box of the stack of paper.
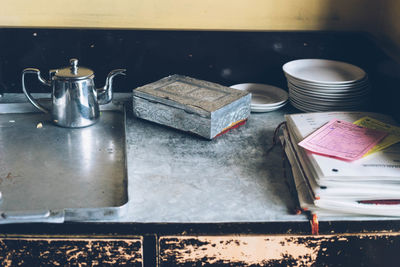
[281,111,400,218]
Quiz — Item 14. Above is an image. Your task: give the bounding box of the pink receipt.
[298,119,388,161]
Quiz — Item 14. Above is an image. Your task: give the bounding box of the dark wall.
[0,29,399,117]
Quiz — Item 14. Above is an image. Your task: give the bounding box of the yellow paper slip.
[353,116,400,156]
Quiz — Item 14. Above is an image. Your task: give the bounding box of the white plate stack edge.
[282,59,371,112]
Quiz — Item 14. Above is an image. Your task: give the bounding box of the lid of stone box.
[133,75,250,116]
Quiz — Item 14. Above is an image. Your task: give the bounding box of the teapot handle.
[22,68,51,113]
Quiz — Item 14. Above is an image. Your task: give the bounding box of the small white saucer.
[230,83,288,113]
[230,83,288,106]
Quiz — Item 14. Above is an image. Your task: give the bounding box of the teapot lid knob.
[70,58,79,74]
[55,58,93,80]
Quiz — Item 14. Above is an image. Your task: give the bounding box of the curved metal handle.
[97,69,127,105]
[107,69,126,78]
[22,68,51,113]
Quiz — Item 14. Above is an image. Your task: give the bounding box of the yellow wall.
[0,0,398,60]
[0,0,377,31]
[376,0,400,59]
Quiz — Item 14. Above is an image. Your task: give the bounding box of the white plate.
[288,85,371,99]
[250,101,288,113]
[289,92,367,112]
[290,97,352,112]
[283,59,366,84]
[290,98,320,112]
[289,89,369,105]
[289,89,370,101]
[289,95,369,107]
[286,75,370,90]
[286,75,369,87]
[290,97,368,108]
[230,83,288,107]
[288,84,371,99]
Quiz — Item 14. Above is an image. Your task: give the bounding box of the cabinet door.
[159,234,400,266]
[0,236,143,266]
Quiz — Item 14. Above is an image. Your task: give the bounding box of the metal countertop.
[3,93,393,223]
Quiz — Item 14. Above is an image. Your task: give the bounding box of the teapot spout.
[97,69,126,105]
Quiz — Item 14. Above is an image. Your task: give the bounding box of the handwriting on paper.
[298,119,388,161]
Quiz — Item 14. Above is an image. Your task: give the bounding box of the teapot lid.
[55,59,94,80]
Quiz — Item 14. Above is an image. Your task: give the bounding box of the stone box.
[132,75,251,139]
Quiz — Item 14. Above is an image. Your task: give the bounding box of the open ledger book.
[281,111,400,218]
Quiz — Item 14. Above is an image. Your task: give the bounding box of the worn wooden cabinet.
[159,234,400,266]
[1,219,400,266]
[3,232,400,266]
[0,236,143,266]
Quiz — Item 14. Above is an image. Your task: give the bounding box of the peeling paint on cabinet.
[0,237,143,266]
[159,233,400,266]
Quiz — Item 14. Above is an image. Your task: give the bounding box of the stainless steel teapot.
[22,58,126,128]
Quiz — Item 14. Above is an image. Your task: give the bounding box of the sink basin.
[0,102,128,223]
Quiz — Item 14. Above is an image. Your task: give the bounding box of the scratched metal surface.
[2,94,397,223]
[0,95,128,223]
[124,95,398,223]
[125,100,306,222]
[1,94,303,223]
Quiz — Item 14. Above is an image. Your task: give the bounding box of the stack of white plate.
[282,59,371,112]
[230,83,288,112]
